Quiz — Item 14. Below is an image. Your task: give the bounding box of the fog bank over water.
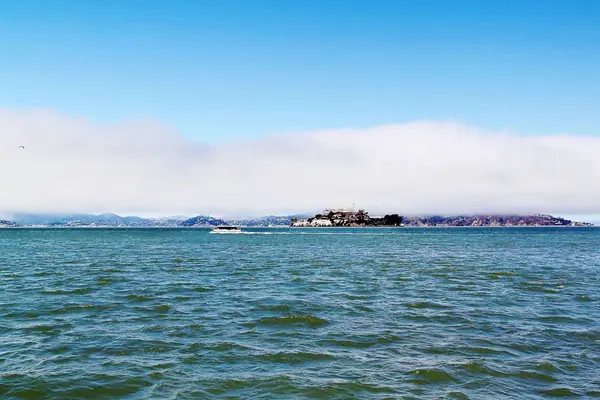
[1,108,599,218]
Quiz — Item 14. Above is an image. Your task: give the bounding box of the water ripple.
[0,227,599,398]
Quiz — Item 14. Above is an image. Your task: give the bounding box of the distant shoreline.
[0,211,594,228]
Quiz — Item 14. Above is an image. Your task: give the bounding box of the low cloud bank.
[1,109,599,218]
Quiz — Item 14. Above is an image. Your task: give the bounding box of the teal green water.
[1,227,599,399]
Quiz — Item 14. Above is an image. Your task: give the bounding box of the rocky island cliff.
[291,209,403,227]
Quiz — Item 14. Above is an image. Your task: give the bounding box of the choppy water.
[1,227,599,399]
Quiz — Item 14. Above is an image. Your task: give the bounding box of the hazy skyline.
[1,1,599,221]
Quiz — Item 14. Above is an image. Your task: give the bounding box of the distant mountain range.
[0,212,593,227]
[1,213,310,227]
[5,213,186,227]
[402,214,594,227]
[179,215,307,227]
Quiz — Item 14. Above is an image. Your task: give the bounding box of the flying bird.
[18,146,25,149]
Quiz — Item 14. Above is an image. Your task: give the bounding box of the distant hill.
[403,214,593,227]
[180,215,227,227]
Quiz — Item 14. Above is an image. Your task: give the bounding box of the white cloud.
[1,108,599,218]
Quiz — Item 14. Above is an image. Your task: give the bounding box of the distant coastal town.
[0,209,594,228]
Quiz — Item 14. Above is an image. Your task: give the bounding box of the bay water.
[1,227,599,399]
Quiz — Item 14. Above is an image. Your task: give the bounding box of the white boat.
[210,225,242,234]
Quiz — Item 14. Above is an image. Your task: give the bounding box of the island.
[291,209,403,227]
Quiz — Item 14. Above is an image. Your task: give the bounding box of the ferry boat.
[210,225,242,234]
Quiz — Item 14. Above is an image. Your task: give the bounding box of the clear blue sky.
[1,0,599,143]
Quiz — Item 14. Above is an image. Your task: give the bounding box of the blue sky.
[1,0,599,143]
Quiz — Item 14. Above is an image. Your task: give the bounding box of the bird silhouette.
[18,146,25,149]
